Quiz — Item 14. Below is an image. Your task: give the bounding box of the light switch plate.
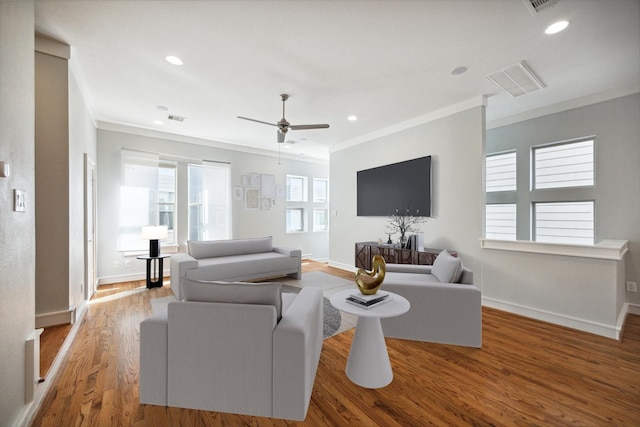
[14,189,26,212]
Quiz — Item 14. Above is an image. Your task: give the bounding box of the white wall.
[329,105,486,285]
[0,2,36,425]
[96,128,329,282]
[69,69,97,309]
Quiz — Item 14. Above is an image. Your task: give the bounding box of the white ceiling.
[34,0,640,160]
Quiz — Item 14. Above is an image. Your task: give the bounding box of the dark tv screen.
[357,156,432,217]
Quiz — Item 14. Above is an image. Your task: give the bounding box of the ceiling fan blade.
[237,116,278,127]
[277,130,285,143]
[289,124,330,130]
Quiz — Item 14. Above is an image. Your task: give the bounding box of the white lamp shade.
[141,225,168,240]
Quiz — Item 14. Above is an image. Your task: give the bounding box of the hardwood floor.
[33,261,640,426]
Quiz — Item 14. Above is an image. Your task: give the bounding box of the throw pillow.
[431,250,463,283]
[181,279,283,321]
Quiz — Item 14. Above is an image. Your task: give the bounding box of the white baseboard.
[327,260,356,273]
[628,304,640,315]
[21,300,89,427]
[35,306,76,329]
[482,297,621,340]
[98,270,169,286]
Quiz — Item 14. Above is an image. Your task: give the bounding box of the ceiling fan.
[238,94,330,143]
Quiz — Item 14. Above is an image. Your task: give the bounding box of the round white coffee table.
[330,289,410,388]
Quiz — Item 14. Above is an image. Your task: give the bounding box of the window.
[313,179,328,202]
[533,139,594,190]
[119,150,176,252]
[286,208,305,232]
[188,162,231,241]
[486,151,516,192]
[534,201,594,245]
[286,175,308,202]
[486,136,597,245]
[313,208,329,232]
[485,204,517,240]
[485,152,516,239]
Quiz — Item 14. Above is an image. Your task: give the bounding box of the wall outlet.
[626,281,638,292]
[125,259,132,268]
[114,260,120,268]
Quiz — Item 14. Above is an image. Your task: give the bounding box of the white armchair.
[139,280,323,421]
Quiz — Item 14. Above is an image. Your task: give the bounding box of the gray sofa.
[380,250,482,348]
[170,236,301,300]
[140,280,323,420]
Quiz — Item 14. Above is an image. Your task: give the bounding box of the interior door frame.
[84,154,97,300]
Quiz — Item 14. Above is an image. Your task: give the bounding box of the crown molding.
[96,121,328,165]
[487,84,640,129]
[331,96,487,154]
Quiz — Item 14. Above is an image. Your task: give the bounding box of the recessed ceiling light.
[156,105,169,112]
[165,55,183,65]
[451,66,468,76]
[545,20,570,35]
[348,115,358,121]
[153,120,163,125]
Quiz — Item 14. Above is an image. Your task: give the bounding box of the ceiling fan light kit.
[238,94,330,143]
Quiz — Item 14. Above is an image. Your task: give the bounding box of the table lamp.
[141,225,168,257]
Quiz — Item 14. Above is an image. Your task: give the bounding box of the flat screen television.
[357,156,432,217]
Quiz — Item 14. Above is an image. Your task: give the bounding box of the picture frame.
[260,197,271,210]
[244,187,260,210]
[261,174,275,198]
[233,186,244,201]
[249,173,261,188]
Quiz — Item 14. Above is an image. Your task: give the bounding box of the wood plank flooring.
[33,261,640,426]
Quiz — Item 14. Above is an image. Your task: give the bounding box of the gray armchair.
[380,262,482,348]
[140,281,323,421]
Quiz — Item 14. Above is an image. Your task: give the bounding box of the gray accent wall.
[486,93,640,306]
[0,2,36,426]
[96,129,329,282]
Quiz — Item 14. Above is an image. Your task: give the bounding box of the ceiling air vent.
[523,0,561,14]
[486,61,545,97]
[168,114,185,122]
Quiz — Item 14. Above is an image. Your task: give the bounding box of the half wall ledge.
[479,239,628,261]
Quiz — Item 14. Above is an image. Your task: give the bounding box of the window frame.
[286,207,306,233]
[532,200,595,245]
[485,203,517,241]
[531,138,595,191]
[312,208,329,232]
[286,175,308,202]
[486,150,517,193]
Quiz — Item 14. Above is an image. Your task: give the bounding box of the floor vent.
[486,61,545,97]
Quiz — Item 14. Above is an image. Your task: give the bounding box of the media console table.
[355,241,456,270]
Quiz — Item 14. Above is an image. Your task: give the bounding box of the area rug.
[150,272,358,339]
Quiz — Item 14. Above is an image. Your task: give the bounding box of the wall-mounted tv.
[357,156,432,217]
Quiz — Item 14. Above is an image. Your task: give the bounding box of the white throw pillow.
[431,250,463,283]
[181,279,283,320]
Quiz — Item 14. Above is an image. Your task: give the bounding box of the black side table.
[137,254,170,289]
